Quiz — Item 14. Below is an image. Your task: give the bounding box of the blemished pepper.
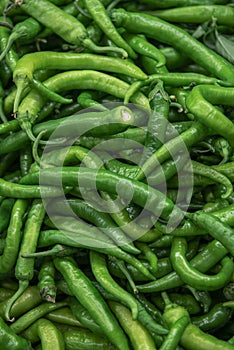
[37,259,57,303]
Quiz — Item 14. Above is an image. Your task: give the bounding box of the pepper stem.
[5,280,29,322]
[83,38,128,59]
[13,77,28,114]
[0,32,19,62]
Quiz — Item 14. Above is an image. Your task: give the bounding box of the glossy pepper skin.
[54,256,131,350]
[0,316,32,350]
[163,303,234,350]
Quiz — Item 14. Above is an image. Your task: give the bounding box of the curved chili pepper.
[13,51,147,112]
[170,236,234,291]
[17,0,129,58]
[192,303,232,332]
[122,32,167,68]
[188,210,234,257]
[137,239,229,293]
[163,301,234,350]
[47,196,140,255]
[77,91,108,111]
[20,166,184,225]
[160,315,190,350]
[37,227,155,280]
[15,71,148,140]
[111,9,234,84]
[0,16,19,72]
[135,121,209,181]
[0,286,42,321]
[0,17,42,63]
[186,85,234,147]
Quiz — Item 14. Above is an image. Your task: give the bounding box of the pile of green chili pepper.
[0,0,234,349]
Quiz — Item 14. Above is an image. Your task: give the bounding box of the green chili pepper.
[21,166,184,225]
[111,9,234,84]
[109,300,156,350]
[68,297,105,337]
[170,236,234,291]
[45,307,82,327]
[84,0,137,58]
[135,121,210,181]
[186,85,234,147]
[13,51,147,112]
[54,256,131,350]
[0,315,32,350]
[37,226,155,280]
[0,17,42,63]
[21,318,65,349]
[0,286,41,321]
[47,197,139,255]
[163,302,234,350]
[5,199,45,321]
[186,160,233,198]
[152,293,202,315]
[0,16,19,71]
[15,73,146,141]
[192,303,232,332]
[38,259,57,303]
[0,198,15,235]
[90,250,139,319]
[137,239,229,293]
[0,199,28,274]
[17,0,129,58]
[63,329,116,349]
[77,91,108,111]
[159,315,190,350]
[9,300,68,334]
[122,32,166,68]
[188,211,234,257]
[147,5,234,26]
